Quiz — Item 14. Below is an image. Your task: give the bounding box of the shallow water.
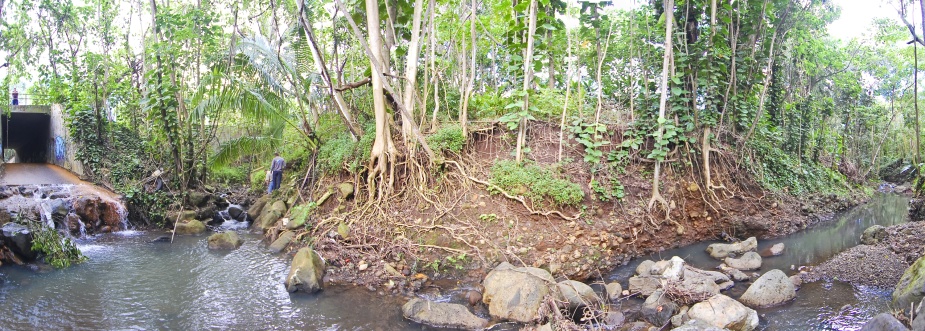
[608,194,911,330]
[0,232,415,330]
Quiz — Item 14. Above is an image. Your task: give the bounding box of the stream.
[0,194,911,330]
[608,193,910,330]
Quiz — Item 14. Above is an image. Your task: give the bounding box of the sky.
[829,0,896,41]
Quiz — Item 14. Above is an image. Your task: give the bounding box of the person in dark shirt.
[268,152,285,193]
[11,88,18,105]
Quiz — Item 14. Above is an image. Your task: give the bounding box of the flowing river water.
[0,194,912,330]
[608,193,911,330]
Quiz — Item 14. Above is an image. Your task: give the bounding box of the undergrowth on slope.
[489,160,584,207]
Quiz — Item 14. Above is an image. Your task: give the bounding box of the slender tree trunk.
[402,0,426,146]
[557,30,572,163]
[459,0,477,137]
[363,0,396,199]
[149,0,183,187]
[917,38,922,165]
[428,0,440,132]
[298,1,363,141]
[648,0,673,212]
[515,0,537,163]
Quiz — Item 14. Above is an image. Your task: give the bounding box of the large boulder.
[556,280,599,311]
[402,298,488,330]
[285,247,325,293]
[674,266,731,299]
[228,205,245,221]
[254,200,287,230]
[73,196,101,224]
[641,289,678,326]
[860,313,909,331]
[672,319,726,331]
[636,260,656,276]
[739,269,796,307]
[207,231,244,250]
[861,225,888,245]
[174,220,206,235]
[894,254,925,310]
[0,223,36,261]
[706,237,758,259]
[269,231,295,253]
[99,200,124,229]
[247,195,270,220]
[724,252,762,270]
[482,262,555,323]
[188,191,211,207]
[687,294,759,331]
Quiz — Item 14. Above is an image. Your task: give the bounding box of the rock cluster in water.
[0,184,128,265]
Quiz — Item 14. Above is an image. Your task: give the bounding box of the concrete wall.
[47,104,85,177]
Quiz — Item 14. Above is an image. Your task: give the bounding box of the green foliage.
[426,124,466,154]
[123,188,173,227]
[27,221,87,269]
[489,160,584,207]
[591,177,625,202]
[747,139,850,195]
[289,202,318,228]
[210,165,248,185]
[317,127,374,175]
[569,117,610,164]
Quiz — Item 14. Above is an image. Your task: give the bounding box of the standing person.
[11,88,18,105]
[269,152,285,193]
[264,170,272,194]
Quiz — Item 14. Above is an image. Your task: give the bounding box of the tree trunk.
[363,0,396,199]
[402,0,426,146]
[459,0,477,137]
[298,1,363,141]
[648,0,673,213]
[149,0,184,188]
[515,0,537,164]
[557,30,572,163]
[917,38,922,165]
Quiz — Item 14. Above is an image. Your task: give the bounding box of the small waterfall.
[77,218,87,238]
[216,204,249,230]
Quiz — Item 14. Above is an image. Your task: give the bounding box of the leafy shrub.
[211,165,248,184]
[27,220,87,268]
[489,160,584,207]
[427,124,466,154]
[747,139,849,195]
[316,123,374,175]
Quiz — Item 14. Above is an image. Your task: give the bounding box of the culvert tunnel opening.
[1,112,51,163]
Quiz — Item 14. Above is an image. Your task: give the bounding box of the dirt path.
[0,163,85,185]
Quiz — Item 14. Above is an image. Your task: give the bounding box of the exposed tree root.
[446,160,580,221]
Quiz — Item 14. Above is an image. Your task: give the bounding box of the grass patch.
[489,160,584,207]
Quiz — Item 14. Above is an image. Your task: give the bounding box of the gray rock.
[254,200,287,230]
[604,311,625,328]
[269,231,295,253]
[621,321,657,331]
[671,319,726,331]
[769,243,785,256]
[687,294,759,331]
[402,298,488,330]
[912,297,925,331]
[285,247,325,293]
[671,306,690,327]
[790,275,802,290]
[174,220,206,236]
[724,252,762,270]
[861,225,888,245]
[606,282,623,302]
[706,237,758,259]
[228,205,244,220]
[0,223,35,261]
[739,269,795,307]
[557,280,599,311]
[482,262,554,323]
[207,231,244,250]
[637,260,656,276]
[893,254,925,310]
[720,264,750,281]
[247,196,270,220]
[629,275,661,297]
[641,289,678,326]
[860,313,909,331]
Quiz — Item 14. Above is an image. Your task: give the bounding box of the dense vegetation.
[1,0,924,217]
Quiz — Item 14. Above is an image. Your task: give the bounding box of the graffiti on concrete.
[55,136,66,161]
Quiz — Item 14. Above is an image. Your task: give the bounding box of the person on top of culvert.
[11,88,18,105]
[268,152,285,194]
